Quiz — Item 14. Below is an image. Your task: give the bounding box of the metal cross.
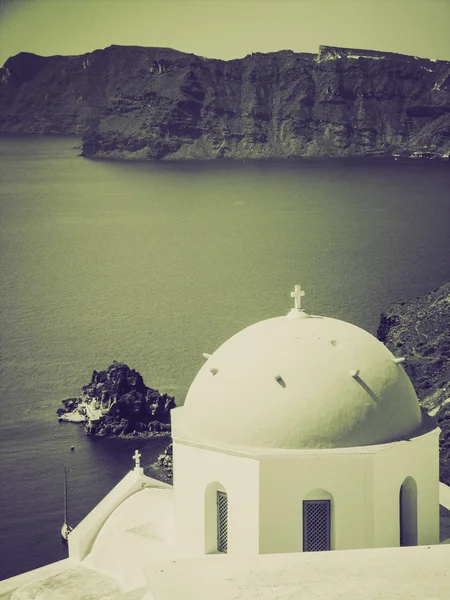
[291,285,305,310]
[133,449,141,469]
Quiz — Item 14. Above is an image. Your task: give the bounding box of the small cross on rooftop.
[291,285,306,310]
[133,449,141,469]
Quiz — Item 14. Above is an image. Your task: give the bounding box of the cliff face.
[377,282,450,484]
[1,44,450,160]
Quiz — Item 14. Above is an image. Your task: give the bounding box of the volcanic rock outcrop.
[154,442,173,481]
[377,282,450,484]
[1,44,449,159]
[57,361,175,436]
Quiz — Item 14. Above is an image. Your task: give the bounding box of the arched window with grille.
[302,489,333,552]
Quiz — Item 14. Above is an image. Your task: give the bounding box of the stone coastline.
[57,361,175,437]
[152,442,173,481]
[58,409,85,423]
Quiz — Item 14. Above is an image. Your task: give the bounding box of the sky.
[0,0,449,67]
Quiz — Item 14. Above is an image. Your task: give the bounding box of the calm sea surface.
[0,137,449,579]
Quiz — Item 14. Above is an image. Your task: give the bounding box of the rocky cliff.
[57,361,175,436]
[377,282,450,484]
[1,44,449,160]
[154,442,173,481]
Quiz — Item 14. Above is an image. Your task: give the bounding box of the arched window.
[205,481,228,554]
[303,489,333,552]
[399,476,418,546]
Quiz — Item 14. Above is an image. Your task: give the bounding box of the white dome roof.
[181,307,423,450]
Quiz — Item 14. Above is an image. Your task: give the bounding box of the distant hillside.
[377,282,450,484]
[0,44,449,160]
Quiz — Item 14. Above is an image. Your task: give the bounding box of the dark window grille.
[303,499,331,551]
[217,491,228,553]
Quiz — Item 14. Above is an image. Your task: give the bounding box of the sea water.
[0,136,449,578]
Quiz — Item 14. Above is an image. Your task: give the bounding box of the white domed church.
[4,286,449,600]
[173,285,439,555]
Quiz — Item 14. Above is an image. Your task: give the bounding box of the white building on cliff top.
[2,286,450,600]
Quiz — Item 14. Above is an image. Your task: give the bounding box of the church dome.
[181,287,423,450]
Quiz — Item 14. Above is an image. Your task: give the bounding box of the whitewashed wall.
[258,450,372,553]
[173,428,440,556]
[372,427,440,548]
[173,441,259,557]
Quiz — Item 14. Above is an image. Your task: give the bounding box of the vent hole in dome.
[274,374,286,388]
[210,367,219,376]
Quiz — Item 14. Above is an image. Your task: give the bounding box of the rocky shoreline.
[152,442,173,481]
[57,361,175,437]
[57,361,175,480]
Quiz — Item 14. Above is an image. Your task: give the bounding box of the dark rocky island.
[57,361,175,437]
[377,282,450,484]
[1,44,449,160]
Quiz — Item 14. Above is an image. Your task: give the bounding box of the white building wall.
[258,451,374,553]
[173,398,439,558]
[372,428,440,548]
[173,441,259,557]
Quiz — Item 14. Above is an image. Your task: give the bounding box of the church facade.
[173,426,439,556]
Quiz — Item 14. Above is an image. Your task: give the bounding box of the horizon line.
[2,43,448,67]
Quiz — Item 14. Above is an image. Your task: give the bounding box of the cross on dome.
[133,449,141,469]
[291,285,305,310]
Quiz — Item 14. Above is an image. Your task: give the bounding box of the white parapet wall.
[68,470,172,562]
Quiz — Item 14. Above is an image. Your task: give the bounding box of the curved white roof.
[181,308,423,450]
[83,487,174,583]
